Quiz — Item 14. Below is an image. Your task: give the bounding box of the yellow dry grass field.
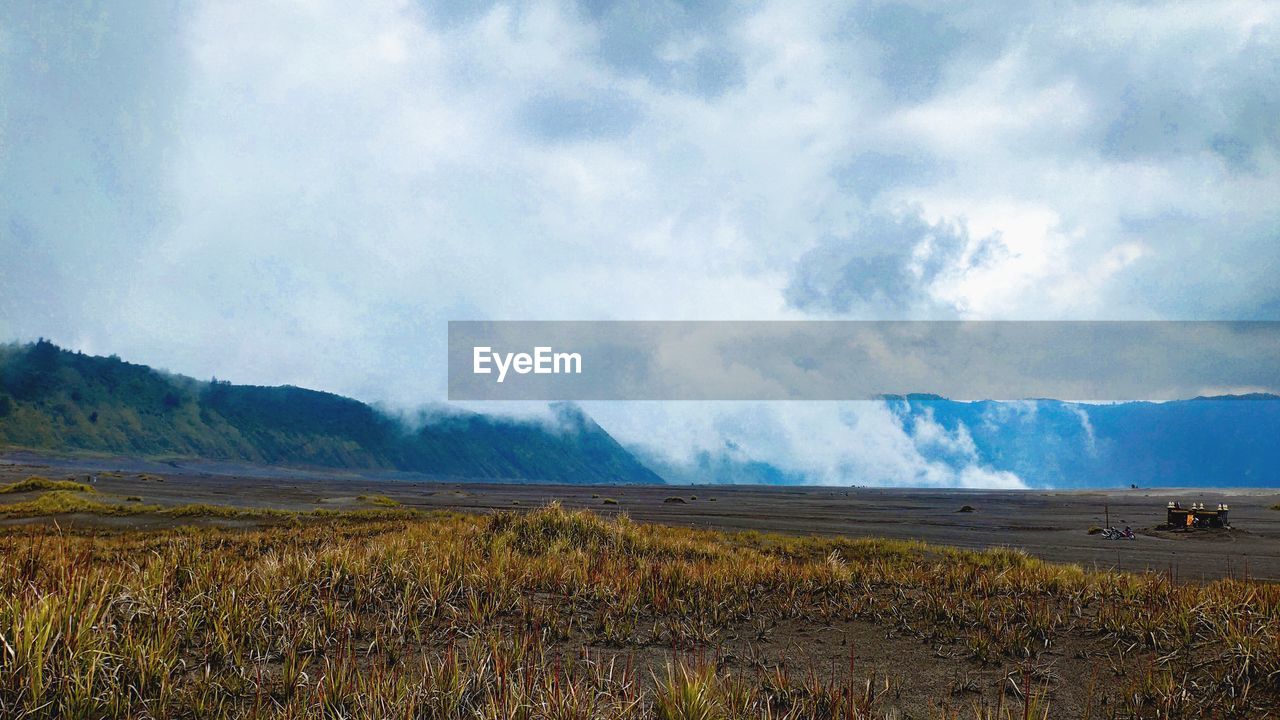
[0,494,1277,718]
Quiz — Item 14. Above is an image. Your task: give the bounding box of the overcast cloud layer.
[2,1,1278,486]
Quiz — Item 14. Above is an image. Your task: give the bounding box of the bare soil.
[3,451,1278,582]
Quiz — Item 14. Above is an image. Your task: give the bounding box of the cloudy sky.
[2,1,1277,486]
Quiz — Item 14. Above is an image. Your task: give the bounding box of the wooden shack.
[1166,501,1230,529]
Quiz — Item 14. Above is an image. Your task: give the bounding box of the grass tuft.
[356,494,401,507]
[0,476,96,495]
[655,664,720,720]
[0,490,154,516]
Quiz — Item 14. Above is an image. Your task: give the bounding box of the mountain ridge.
[647,395,1280,488]
[0,340,664,484]
[885,395,1280,488]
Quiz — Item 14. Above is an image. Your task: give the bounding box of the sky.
[2,1,1278,487]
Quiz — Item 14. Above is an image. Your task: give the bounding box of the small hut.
[1166,501,1230,529]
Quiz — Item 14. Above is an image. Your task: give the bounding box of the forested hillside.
[0,341,663,484]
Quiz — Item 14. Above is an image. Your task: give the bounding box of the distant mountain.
[888,395,1280,488]
[0,340,664,484]
[634,446,811,487]
[5,340,1274,488]
[638,395,1280,488]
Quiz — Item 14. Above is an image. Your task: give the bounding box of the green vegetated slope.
[0,340,662,484]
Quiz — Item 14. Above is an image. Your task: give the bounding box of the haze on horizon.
[2,1,1278,487]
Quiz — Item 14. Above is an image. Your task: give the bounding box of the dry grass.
[0,490,420,522]
[0,476,96,495]
[0,502,1275,718]
[0,490,145,516]
[357,494,401,507]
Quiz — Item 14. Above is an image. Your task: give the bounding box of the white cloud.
[2,0,1277,487]
[591,401,1026,488]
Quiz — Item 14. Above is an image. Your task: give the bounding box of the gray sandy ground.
[3,453,1278,581]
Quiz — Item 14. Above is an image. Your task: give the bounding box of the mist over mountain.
[658,394,1280,489]
[2,341,1276,488]
[0,341,663,484]
[610,395,1280,489]
[634,446,811,487]
[889,395,1280,488]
